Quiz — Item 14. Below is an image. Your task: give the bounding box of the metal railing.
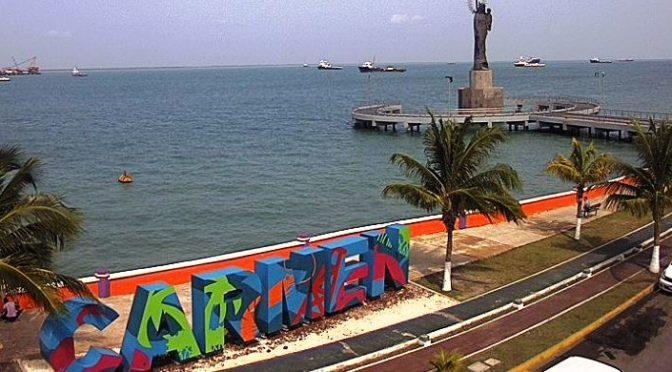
[598,108,672,122]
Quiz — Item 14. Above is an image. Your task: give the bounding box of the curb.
[510,283,656,372]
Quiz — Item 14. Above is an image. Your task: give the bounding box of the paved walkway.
[236,216,672,371]
[409,205,582,280]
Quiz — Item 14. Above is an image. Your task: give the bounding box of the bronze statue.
[472,1,492,70]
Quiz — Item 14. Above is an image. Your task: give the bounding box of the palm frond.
[382,184,442,212]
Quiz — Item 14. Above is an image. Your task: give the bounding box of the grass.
[463,274,653,371]
[415,211,650,301]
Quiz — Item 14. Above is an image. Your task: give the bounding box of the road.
[550,290,672,371]
[353,242,668,372]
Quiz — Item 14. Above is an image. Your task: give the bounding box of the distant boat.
[358,60,383,72]
[358,60,406,73]
[589,58,612,64]
[317,60,342,70]
[303,63,309,67]
[0,76,10,82]
[72,67,88,77]
[514,56,546,67]
[383,65,406,72]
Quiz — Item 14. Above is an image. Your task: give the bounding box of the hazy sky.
[1,0,671,69]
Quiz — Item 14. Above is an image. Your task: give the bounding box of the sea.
[1,60,671,277]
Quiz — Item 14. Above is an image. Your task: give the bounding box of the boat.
[383,65,406,72]
[317,60,342,70]
[72,67,88,77]
[358,60,406,73]
[514,56,546,67]
[118,170,133,184]
[0,76,10,82]
[358,61,383,72]
[302,63,309,67]
[589,58,612,64]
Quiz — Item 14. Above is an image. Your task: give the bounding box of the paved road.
[237,219,672,372]
[550,290,672,371]
[355,242,669,372]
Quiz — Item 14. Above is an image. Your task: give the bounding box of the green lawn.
[462,274,653,371]
[415,212,650,301]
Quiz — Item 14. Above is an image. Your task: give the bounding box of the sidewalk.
[410,204,583,280]
[235,215,671,372]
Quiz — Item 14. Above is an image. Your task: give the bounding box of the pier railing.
[598,108,672,122]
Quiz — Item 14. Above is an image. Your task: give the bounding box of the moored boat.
[317,60,342,70]
[383,65,406,72]
[0,76,10,82]
[514,56,546,67]
[358,60,406,73]
[589,57,612,64]
[72,66,88,77]
[358,61,383,72]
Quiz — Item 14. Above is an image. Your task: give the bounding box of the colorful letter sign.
[39,298,122,372]
[40,224,411,370]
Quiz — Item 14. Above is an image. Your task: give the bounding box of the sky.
[1,0,671,69]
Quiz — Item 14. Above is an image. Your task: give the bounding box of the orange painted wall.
[77,186,611,298]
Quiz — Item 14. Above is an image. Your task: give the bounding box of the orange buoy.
[118,170,134,184]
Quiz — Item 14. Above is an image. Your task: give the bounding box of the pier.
[351,98,671,140]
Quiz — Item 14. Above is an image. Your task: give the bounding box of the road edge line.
[510,283,656,372]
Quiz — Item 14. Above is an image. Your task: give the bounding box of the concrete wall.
[68,186,608,299]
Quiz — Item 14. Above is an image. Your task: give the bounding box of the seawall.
[77,186,607,298]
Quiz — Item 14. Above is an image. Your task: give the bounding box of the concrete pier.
[351,98,671,141]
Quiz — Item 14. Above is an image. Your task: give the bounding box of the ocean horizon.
[1,61,670,276]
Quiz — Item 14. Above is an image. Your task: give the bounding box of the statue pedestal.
[458,70,504,110]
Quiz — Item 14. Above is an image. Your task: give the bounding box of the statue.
[472,1,492,70]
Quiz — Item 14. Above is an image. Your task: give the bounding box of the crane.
[7,56,40,75]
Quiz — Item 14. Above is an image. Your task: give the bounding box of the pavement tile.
[468,361,491,371]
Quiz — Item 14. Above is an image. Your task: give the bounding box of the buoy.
[118,170,134,184]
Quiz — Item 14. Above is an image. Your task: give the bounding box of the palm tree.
[547,138,615,240]
[0,146,93,314]
[383,115,525,292]
[606,120,672,274]
[430,350,465,372]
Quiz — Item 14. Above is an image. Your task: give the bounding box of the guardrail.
[599,108,672,121]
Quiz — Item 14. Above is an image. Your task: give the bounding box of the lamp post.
[594,71,606,107]
[445,75,453,118]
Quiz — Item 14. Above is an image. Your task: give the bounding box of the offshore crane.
[6,56,41,75]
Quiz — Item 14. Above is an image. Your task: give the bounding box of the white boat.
[514,56,546,67]
[303,63,309,67]
[72,67,88,77]
[589,57,612,64]
[317,60,342,70]
[0,76,10,82]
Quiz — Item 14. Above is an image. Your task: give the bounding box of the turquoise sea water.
[0,61,670,277]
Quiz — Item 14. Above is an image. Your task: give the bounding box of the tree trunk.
[575,187,584,240]
[442,215,456,292]
[650,213,661,274]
